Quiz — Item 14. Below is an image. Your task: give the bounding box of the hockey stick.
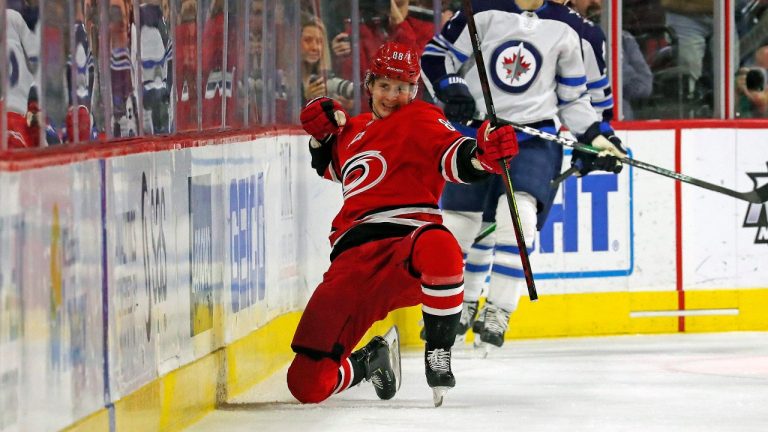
[462,0,537,301]
[470,166,581,244]
[473,222,497,244]
[551,166,580,188]
[497,118,768,204]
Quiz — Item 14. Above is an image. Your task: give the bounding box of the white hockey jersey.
[421,1,599,136]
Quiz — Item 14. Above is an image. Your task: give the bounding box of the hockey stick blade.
[497,118,768,204]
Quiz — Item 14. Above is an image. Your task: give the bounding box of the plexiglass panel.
[107,0,139,137]
[41,0,70,144]
[735,0,768,118]
[225,0,245,128]
[175,0,200,131]
[1,1,8,150]
[623,0,717,119]
[139,0,173,134]
[245,0,263,125]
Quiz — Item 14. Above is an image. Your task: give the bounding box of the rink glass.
[0,0,761,149]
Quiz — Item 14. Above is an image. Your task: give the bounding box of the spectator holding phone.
[302,18,332,103]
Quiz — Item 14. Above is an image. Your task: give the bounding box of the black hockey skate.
[425,348,455,407]
[457,300,479,335]
[352,326,401,400]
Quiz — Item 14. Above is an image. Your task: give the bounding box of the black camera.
[327,77,355,100]
[360,0,390,24]
[746,68,766,91]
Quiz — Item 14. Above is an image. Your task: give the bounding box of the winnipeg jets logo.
[743,162,768,244]
[341,151,387,199]
[490,40,542,94]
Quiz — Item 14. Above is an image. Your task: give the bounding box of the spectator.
[300,18,330,102]
[622,29,654,119]
[661,0,713,86]
[331,0,434,85]
[737,46,768,117]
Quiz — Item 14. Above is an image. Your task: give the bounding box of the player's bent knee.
[287,354,339,404]
[411,228,464,282]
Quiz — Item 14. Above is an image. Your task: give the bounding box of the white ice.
[187,332,768,432]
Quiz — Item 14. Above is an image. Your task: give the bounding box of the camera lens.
[327,77,355,99]
[746,69,766,92]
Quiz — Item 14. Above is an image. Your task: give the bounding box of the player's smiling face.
[369,77,415,119]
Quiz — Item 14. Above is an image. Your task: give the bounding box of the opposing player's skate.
[457,300,479,335]
[473,302,511,357]
[352,326,401,400]
[425,348,455,407]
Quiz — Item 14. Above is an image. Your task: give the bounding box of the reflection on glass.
[201,0,225,129]
[42,0,68,145]
[1,1,5,151]
[275,1,298,123]
[140,0,173,134]
[5,0,41,148]
[68,0,100,142]
[225,0,245,128]
[109,0,139,137]
[624,0,715,119]
[247,0,263,125]
[175,0,199,131]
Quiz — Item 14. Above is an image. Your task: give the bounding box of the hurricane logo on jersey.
[341,151,388,199]
[490,40,542,94]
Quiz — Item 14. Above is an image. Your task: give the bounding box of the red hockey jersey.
[322,100,474,249]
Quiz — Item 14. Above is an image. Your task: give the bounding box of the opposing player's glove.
[475,119,519,174]
[300,97,347,143]
[573,122,627,176]
[435,74,476,123]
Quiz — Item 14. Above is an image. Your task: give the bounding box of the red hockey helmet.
[368,42,421,85]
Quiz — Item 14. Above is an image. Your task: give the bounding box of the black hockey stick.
[497,118,768,204]
[462,0,537,301]
[551,166,580,188]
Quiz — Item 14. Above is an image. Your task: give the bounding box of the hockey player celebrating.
[287,41,520,406]
[421,0,627,348]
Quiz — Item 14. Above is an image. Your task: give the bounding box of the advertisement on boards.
[535,149,633,281]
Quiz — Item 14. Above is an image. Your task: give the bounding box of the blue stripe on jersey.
[592,97,614,108]
[495,244,535,255]
[466,262,491,273]
[434,34,470,62]
[587,76,610,90]
[491,263,525,278]
[471,243,494,251]
[557,75,587,87]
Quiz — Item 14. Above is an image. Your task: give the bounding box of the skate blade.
[431,386,450,407]
[472,340,492,358]
[383,326,402,392]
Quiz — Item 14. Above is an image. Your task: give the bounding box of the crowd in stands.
[2,0,768,151]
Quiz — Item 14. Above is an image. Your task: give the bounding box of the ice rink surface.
[187,332,768,432]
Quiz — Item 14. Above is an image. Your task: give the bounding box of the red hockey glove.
[300,97,347,141]
[475,120,519,174]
